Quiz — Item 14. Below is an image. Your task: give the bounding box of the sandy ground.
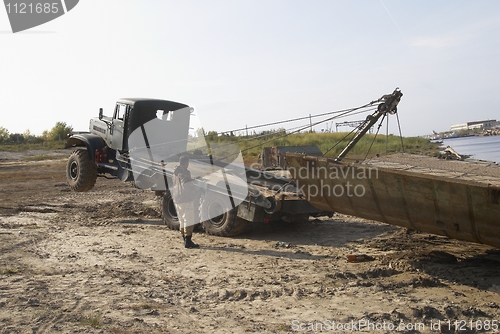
[1,151,500,334]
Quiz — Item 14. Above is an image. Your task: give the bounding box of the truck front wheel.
[199,195,247,237]
[66,149,97,192]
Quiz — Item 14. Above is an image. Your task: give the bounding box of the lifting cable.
[208,106,377,155]
[218,104,373,136]
[396,112,405,153]
[320,90,406,160]
[363,113,387,161]
[362,110,405,160]
[322,121,365,157]
[235,104,378,157]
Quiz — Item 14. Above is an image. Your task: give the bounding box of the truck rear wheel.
[66,149,97,192]
[199,195,247,236]
[161,191,180,230]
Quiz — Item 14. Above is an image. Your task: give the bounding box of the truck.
[65,98,331,236]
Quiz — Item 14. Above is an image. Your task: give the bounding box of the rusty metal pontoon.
[286,89,500,248]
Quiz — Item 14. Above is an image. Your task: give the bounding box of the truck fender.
[65,133,107,161]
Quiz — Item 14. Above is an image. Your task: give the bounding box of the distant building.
[450,120,497,132]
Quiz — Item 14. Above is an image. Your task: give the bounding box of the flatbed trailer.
[139,155,332,237]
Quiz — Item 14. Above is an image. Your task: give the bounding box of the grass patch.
[24,225,46,229]
[277,323,292,331]
[2,268,19,275]
[198,132,441,165]
[80,311,102,328]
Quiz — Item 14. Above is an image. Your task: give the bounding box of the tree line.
[0,122,73,145]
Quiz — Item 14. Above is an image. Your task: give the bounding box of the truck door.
[110,103,126,151]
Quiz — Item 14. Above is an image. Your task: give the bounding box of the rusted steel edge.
[286,153,500,248]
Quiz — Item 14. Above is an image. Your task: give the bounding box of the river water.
[442,136,500,163]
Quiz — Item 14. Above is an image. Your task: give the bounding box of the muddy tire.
[199,195,247,237]
[66,149,97,192]
[161,191,179,230]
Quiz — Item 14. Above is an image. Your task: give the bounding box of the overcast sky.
[1,0,499,137]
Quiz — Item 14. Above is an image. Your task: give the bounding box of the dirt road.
[1,152,499,333]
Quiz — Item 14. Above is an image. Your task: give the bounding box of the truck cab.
[65,98,192,190]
